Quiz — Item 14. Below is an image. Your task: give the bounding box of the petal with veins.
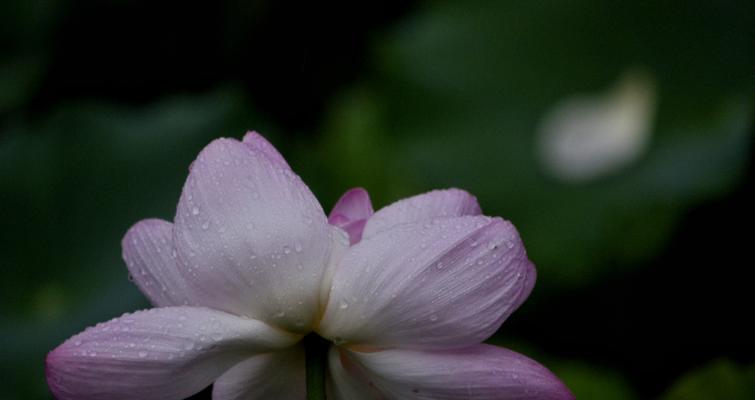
[328,347,384,400]
[348,345,574,400]
[122,219,192,307]
[213,345,305,400]
[46,307,300,400]
[362,189,480,239]
[319,216,534,349]
[329,187,374,245]
[173,138,333,331]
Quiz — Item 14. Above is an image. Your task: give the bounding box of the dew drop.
[138,351,148,358]
[191,207,200,216]
[339,300,349,310]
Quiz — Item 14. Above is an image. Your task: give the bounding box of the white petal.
[327,347,383,400]
[213,346,305,400]
[362,189,480,239]
[122,219,193,307]
[319,216,534,349]
[46,307,299,400]
[320,225,352,309]
[173,138,334,331]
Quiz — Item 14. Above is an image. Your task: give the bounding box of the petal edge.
[350,344,574,400]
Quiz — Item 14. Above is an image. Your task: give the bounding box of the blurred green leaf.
[486,337,637,400]
[311,0,754,289]
[552,360,638,400]
[0,55,46,114]
[0,86,275,399]
[662,359,755,400]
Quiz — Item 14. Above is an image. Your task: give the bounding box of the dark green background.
[2,1,753,399]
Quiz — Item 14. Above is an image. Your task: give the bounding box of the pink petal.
[173,138,335,331]
[346,344,574,399]
[122,219,193,307]
[328,187,374,244]
[242,131,291,169]
[319,216,535,349]
[46,307,300,400]
[213,345,305,400]
[362,188,481,239]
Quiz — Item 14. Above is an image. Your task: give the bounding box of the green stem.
[304,333,329,400]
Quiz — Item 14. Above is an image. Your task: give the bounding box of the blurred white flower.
[537,69,657,182]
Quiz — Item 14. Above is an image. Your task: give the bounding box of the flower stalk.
[304,333,329,400]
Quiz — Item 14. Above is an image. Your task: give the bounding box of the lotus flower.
[46,132,574,399]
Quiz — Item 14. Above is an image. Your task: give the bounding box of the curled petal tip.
[329,187,374,245]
